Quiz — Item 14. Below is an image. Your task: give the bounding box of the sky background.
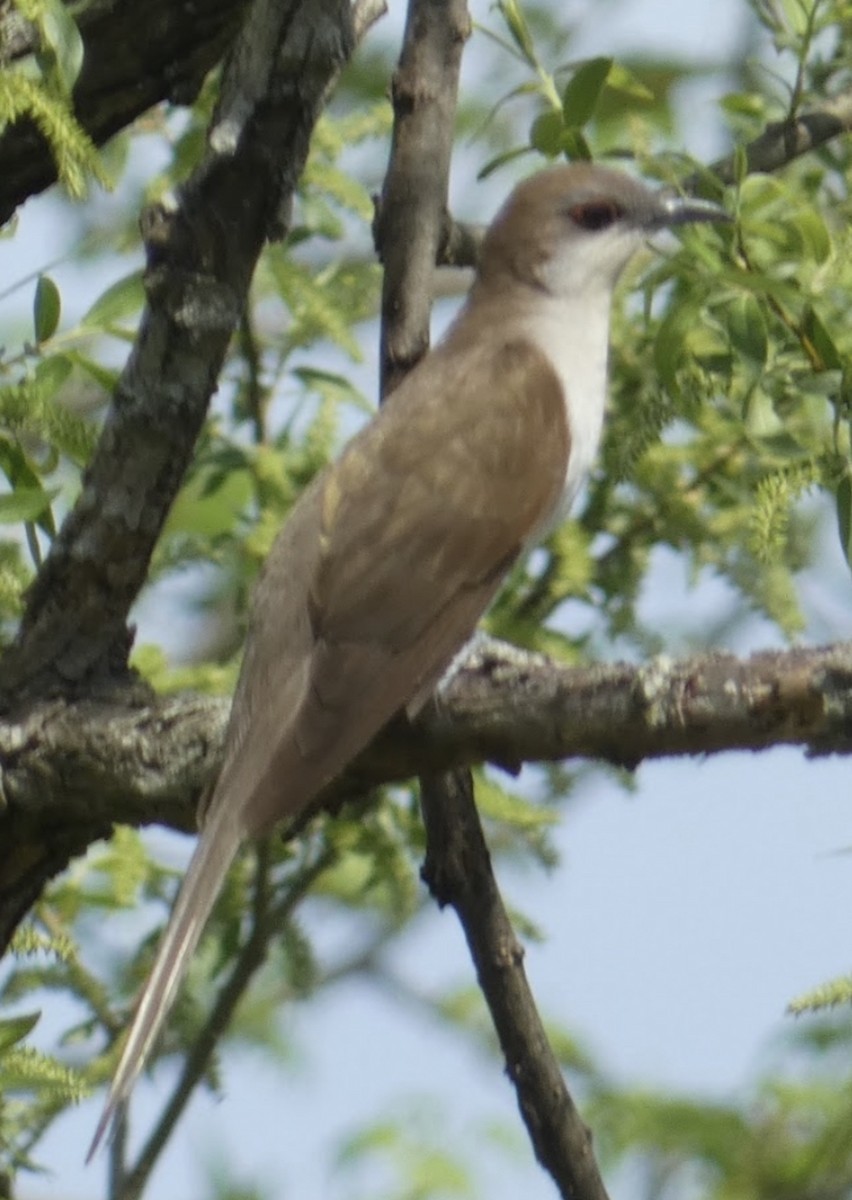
[4,0,851,1197]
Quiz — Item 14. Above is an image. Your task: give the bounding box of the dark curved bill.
[654,190,731,228]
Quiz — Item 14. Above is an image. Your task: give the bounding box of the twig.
[707,88,852,184]
[375,0,611,1196]
[420,769,610,1200]
[430,89,852,274]
[352,0,387,41]
[374,0,471,396]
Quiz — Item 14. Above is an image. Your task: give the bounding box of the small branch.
[374,0,604,1195]
[374,0,471,396]
[420,770,610,1200]
[352,0,387,41]
[429,89,852,275]
[707,88,852,184]
[701,90,850,195]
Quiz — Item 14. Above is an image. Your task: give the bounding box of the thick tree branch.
[0,0,355,702]
[1,635,851,949]
[0,0,250,226]
[3,637,851,846]
[0,0,356,974]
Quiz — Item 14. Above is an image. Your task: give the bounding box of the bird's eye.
[567,200,624,231]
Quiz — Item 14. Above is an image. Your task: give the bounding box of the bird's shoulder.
[339,331,570,527]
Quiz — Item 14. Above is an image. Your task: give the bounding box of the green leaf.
[530,112,591,160]
[67,350,119,394]
[778,0,811,36]
[34,353,73,401]
[560,128,592,160]
[33,275,61,343]
[802,306,841,371]
[836,475,852,568]
[727,294,768,369]
[38,0,85,95]
[81,270,144,332]
[165,467,253,539]
[0,439,42,492]
[530,111,565,156]
[744,388,782,436]
[720,92,766,117]
[0,486,58,524]
[733,143,749,185]
[497,0,538,67]
[605,61,654,102]
[792,209,831,264]
[737,172,785,213]
[653,303,694,391]
[561,56,612,126]
[0,1012,40,1054]
[476,775,557,831]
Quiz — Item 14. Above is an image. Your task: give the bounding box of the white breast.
[521,292,611,542]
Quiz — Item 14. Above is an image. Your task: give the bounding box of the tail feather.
[87,804,243,1160]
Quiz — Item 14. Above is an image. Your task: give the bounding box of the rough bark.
[0,0,251,226]
[1,0,354,701]
[3,637,852,950]
[0,0,355,949]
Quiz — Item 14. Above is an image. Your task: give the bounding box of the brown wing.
[209,336,569,837]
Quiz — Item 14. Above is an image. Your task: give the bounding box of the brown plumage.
[89,164,727,1156]
[89,326,568,1157]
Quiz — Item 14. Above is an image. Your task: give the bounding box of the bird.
[89,163,727,1155]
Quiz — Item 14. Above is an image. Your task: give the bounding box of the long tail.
[87,802,243,1160]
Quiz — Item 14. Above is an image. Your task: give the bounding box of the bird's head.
[479,163,728,301]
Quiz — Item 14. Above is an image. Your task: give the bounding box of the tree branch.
[708,87,852,184]
[430,88,852,273]
[0,636,850,954]
[374,0,470,396]
[420,769,609,1200]
[0,0,250,226]
[373,1,610,1192]
[2,638,850,854]
[0,0,356,977]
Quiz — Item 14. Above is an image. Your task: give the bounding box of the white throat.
[521,287,612,539]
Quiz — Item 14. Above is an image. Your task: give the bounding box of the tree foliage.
[1,0,851,1196]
